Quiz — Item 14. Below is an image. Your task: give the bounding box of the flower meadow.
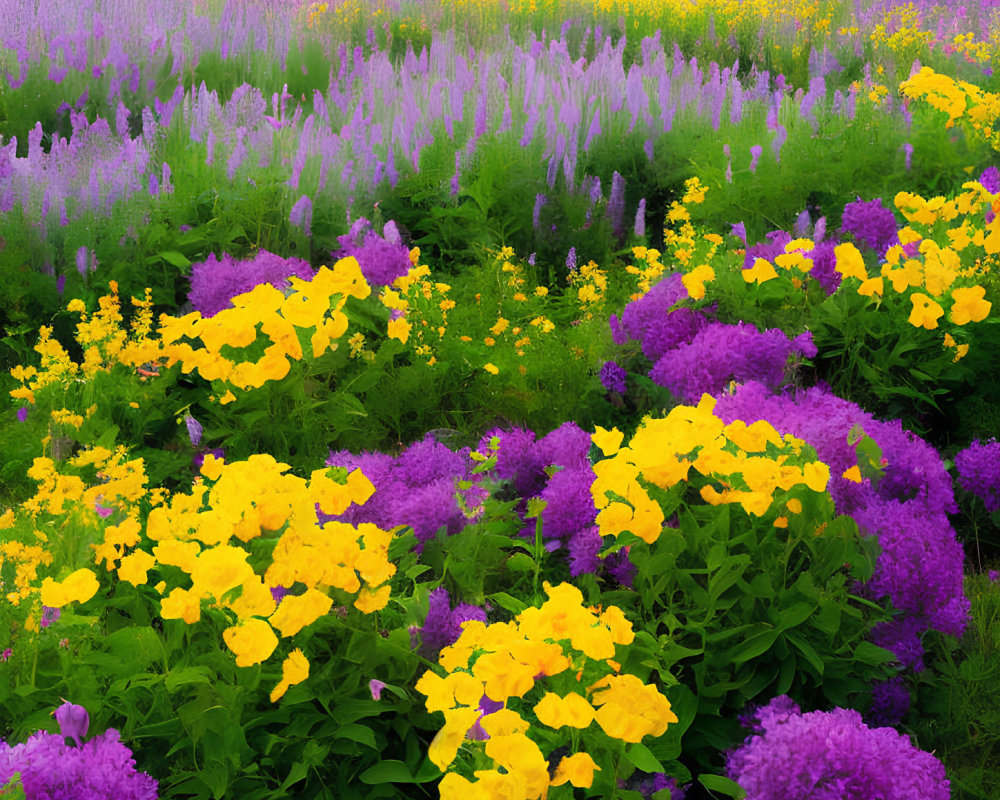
[4,1,1000,799]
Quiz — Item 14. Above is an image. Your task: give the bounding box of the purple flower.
[53,701,88,747]
[566,247,576,271]
[270,585,289,605]
[418,588,487,657]
[749,144,763,173]
[1,648,10,661]
[0,728,157,799]
[989,570,999,582]
[634,198,646,238]
[16,406,28,423]
[866,676,910,728]
[289,195,313,236]
[979,167,1000,194]
[184,414,203,447]
[955,439,1000,512]
[841,197,898,255]
[600,361,628,393]
[56,275,66,295]
[40,606,61,630]
[333,217,412,287]
[188,250,315,317]
[369,679,387,701]
[726,697,950,799]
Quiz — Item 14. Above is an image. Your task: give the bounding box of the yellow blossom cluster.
[568,261,608,319]
[743,237,817,290]
[416,581,677,799]
[159,257,371,396]
[381,248,452,364]
[831,187,994,344]
[901,67,1000,151]
[658,181,719,302]
[590,395,831,541]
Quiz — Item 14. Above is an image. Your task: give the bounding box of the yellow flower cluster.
[0,537,53,607]
[901,67,1000,151]
[590,395,831,541]
[382,249,452,364]
[568,261,608,319]
[416,582,677,799]
[832,187,994,337]
[139,453,392,695]
[743,237,817,290]
[160,257,370,395]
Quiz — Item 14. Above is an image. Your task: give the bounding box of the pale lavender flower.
[634,198,646,237]
[749,144,762,173]
[369,679,387,701]
[17,407,28,423]
[289,195,313,236]
[184,415,203,447]
[53,701,88,747]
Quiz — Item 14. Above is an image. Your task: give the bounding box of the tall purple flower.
[289,195,313,236]
[333,217,411,287]
[419,588,487,656]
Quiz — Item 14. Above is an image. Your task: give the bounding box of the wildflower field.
[4,0,1000,797]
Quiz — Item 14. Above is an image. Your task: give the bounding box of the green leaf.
[165,666,214,693]
[157,250,192,268]
[359,760,416,784]
[335,723,377,749]
[625,742,664,773]
[489,591,528,615]
[698,773,747,798]
[727,627,780,664]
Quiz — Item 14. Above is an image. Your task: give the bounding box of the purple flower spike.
[54,702,89,748]
[17,406,28,423]
[184,414,203,447]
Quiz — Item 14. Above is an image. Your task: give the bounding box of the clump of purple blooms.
[865,676,911,729]
[609,272,708,361]
[0,701,158,800]
[618,771,686,799]
[479,423,627,580]
[599,360,628,393]
[648,322,817,403]
[726,696,949,799]
[954,439,1000,512]
[840,196,899,255]
[418,587,487,657]
[978,166,1000,194]
[325,434,486,544]
[188,249,315,317]
[333,217,411,287]
[714,381,968,670]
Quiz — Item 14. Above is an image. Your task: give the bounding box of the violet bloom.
[841,197,898,254]
[188,250,314,317]
[866,676,911,728]
[600,361,628,393]
[955,439,1000,512]
[0,726,157,799]
[749,144,763,173]
[989,570,999,582]
[289,195,313,236]
[333,217,411,287]
[1,648,10,661]
[40,606,61,629]
[54,701,88,748]
[184,414,203,447]
[418,588,487,657]
[979,166,1000,194]
[726,696,950,799]
[369,679,386,701]
[16,406,28,423]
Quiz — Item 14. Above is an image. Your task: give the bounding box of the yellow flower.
[160,587,202,624]
[551,752,601,788]
[834,243,868,281]
[908,293,944,330]
[533,691,596,729]
[592,426,624,457]
[268,587,333,637]
[117,549,156,586]
[354,583,391,613]
[858,277,883,297]
[222,618,279,667]
[483,363,499,375]
[387,317,411,343]
[428,707,482,770]
[842,465,863,483]
[742,258,778,284]
[190,545,255,601]
[949,285,991,325]
[40,568,100,608]
[270,648,310,702]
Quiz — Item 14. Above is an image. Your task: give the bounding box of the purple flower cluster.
[648,322,816,403]
[840,196,898,255]
[419,587,487,656]
[954,439,1000,512]
[726,696,950,800]
[480,423,608,577]
[0,703,158,800]
[599,360,628,393]
[187,249,315,317]
[979,166,1000,194]
[609,273,708,360]
[326,434,485,544]
[333,217,411,287]
[866,676,911,729]
[714,381,968,668]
